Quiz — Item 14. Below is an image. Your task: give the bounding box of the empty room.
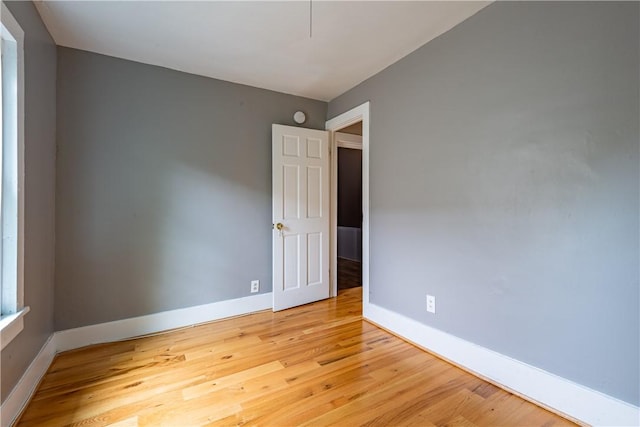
[0,1,638,426]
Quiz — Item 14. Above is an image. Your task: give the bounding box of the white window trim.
[1,1,27,350]
[0,306,29,350]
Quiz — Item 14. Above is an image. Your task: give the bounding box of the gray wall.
[56,47,327,330]
[328,2,639,405]
[1,1,56,402]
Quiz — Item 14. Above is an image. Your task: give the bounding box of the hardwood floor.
[17,289,574,427]
[337,257,361,290]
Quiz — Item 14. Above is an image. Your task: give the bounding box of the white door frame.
[325,102,370,309]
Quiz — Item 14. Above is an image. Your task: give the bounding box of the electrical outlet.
[426,295,436,314]
[250,280,260,293]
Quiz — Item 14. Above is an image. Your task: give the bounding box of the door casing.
[325,102,370,309]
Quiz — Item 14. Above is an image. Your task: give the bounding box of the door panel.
[273,124,330,311]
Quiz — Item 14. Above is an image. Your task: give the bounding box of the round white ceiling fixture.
[293,111,306,124]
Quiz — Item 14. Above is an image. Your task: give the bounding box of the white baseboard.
[1,334,57,427]
[5,295,637,427]
[2,292,273,426]
[364,302,640,427]
[56,292,273,352]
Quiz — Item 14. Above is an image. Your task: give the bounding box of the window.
[0,2,27,350]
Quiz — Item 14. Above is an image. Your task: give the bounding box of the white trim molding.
[335,132,363,150]
[364,302,640,427]
[3,290,637,427]
[326,102,370,302]
[0,306,29,351]
[1,292,273,426]
[1,334,56,427]
[56,292,272,352]
[1,0,27,351]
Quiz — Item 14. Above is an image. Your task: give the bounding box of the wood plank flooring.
[17,289,574,426]
[337,257,361,290]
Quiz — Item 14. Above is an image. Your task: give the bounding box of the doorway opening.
[326,101,370,312]
[335,123,362,292]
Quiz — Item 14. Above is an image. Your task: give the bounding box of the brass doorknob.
[275,223,284,231]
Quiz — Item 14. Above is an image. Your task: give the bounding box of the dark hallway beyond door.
[337,257,361,290]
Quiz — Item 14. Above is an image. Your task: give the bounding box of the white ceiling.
[34,1,489,101]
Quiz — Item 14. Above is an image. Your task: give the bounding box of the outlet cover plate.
[251,280,260,293]
[426,295,436,313]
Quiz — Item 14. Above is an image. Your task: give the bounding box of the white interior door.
[272,124,330,311]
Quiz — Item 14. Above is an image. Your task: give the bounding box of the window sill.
[0,306,30,351]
